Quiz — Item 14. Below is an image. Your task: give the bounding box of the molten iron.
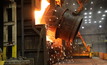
[35,0,84,42]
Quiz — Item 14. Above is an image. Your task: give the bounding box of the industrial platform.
[54,57,107,65]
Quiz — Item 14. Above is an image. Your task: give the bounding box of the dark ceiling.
[80,0,107,34]
[78,0,107,44]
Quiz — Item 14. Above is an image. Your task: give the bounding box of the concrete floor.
[54,57,107,65]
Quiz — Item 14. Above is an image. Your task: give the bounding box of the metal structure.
[77,32,90,52]
[16,0,49,65]
[44,0,83,42]
[42,0,88,64]
[72,32,91,57]
[23,24,49,65]
[3,0,17,60]
[1,0,88,65]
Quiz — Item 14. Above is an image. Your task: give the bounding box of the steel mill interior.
[1,0,107,65]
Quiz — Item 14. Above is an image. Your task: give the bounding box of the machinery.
[72,32,91,57]
[42,0,89,64]
[1,0,89,65]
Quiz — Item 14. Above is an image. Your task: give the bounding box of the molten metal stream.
[34,0,62,44]
[34,0,50,24]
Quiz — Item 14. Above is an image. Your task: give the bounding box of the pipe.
[21,0,24,57]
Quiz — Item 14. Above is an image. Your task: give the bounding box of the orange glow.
[34,0,62,46]
[46,36,53,42]
[47,30,62,46]
[55,0,60,5]
[34,0,50,24]
[46,30,55,42]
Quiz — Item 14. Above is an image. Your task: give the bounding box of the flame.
[46,30,55,42]
[46,36,53,42]
[34,0,50,24]
[47,30,62,46]
[34,0,62,46]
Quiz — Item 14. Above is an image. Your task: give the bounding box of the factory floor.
[54,57,107,65]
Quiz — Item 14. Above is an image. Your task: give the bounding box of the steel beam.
[3,1,17,59]
[21,0,24,57]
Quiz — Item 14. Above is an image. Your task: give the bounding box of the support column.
[3,1,17,59]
